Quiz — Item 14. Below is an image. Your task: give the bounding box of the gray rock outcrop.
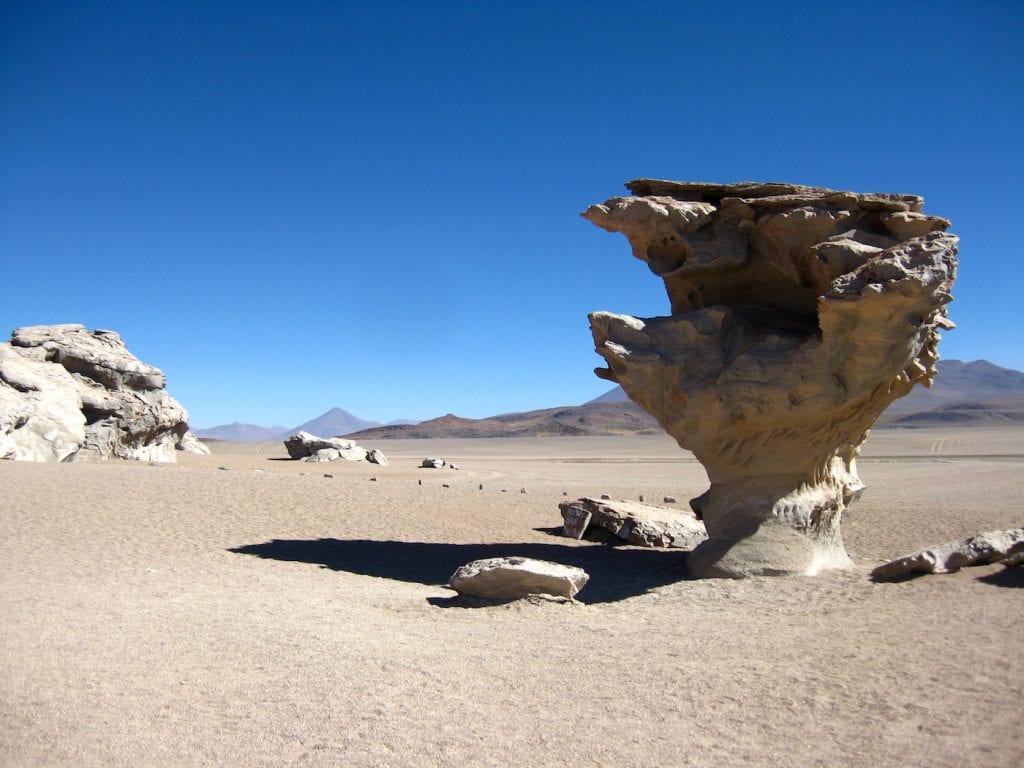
[0,324,208,462]
[583,180,958,577]
[559,497,707,548]
[871,528,1024,581]
[283,430,380,463]
[448,557,590,600]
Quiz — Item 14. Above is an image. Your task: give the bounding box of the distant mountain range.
[195,359,1024,441]
[877,359,1024,427]
[194,407,412,442]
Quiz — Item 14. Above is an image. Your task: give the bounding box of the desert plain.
[1,427,1022,767]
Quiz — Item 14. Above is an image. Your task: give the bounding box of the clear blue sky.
[2,1,1022,428]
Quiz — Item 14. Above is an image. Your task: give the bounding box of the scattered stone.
[323,473,334,479]
[442,483,450,488]
[450,464,460,470]
[448,557,590,600]
[639,494,644,502]
[600,494,610,500]
[0,324,207,462]
[584,180,958,577]
[520,487,526,494]
[871,528,1024,581]
[421,457,446,468]
[370,477,377,482]
[663,496,677,504]
[559,497,707,549]
[218,466,229,471]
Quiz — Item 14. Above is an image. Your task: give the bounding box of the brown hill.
[349,359,1024,439]
[347,401,660,439]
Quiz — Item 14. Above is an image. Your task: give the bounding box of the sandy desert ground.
[1,427,1022,767]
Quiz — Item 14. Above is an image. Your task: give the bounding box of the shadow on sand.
[228,537,691,604]
[976,565,1024,589]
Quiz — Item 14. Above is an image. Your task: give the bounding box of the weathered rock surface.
[421,457,447,468]
[0,324,207,462]
[871,528,1024,581]
[559,497,707,548]
[448,557,590,600]
[366,449,388,465]
[283,431,370,462]
[583,180,958,577]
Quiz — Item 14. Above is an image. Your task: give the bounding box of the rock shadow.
[228,538,691,604]
[976,565,1024,589]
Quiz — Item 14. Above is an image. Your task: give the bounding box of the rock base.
[688,522,853,578]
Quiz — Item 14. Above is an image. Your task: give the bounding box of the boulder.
[0,324,202,462]
[421,457,446,468]
[177,431,211,455]
[306,448,341,463]
[367,448,388,465]
[871,528,1024,581]
[283,431,368,461]
[583,180,958,577]
[448,557,590,600]
[559,497,707,548]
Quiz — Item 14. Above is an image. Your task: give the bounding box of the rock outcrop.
[583,180,958,577]
[0,324,208,462]
[559,497,707,548]
[448,557,590,600]
[871,528,1024,581]
[283,431,379,463]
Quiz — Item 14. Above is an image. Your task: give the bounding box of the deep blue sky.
[2,1,1022,428]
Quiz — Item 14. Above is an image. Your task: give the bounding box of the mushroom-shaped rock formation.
[583,180,958,578]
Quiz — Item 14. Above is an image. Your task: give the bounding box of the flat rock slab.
[448,557,589,600]
[872,528,1024,581]
[559,497,707,548]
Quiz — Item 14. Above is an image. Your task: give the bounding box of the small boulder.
[367,449,388,465]
[448,557,589,600]
[305,448,340,463]
[872,528,1024,581]
[561,504,593,540]
[421,457,446,468]
[559,497,707,548]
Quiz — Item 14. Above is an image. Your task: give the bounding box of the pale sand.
[1,428,1022,767]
